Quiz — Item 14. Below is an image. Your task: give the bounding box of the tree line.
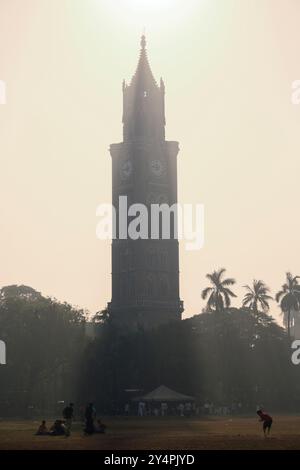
[201,269,300,339]
[0,271,300,417]
[0,285,86,417]
[84,307,300,413]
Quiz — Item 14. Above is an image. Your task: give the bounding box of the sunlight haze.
[0,0,299,323]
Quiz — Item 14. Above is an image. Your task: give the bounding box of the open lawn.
[0,416,300,450]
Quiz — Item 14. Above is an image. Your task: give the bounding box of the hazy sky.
[0,0,299,322]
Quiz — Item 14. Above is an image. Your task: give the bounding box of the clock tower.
[107,36,184,330]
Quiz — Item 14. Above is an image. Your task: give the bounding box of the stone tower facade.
[107,36,183,329]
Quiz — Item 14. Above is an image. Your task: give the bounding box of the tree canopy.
[0,285,86,417]
[81,307,300,413]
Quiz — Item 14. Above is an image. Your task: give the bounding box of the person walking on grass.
[257,408,273,437]
[63,402,74,437]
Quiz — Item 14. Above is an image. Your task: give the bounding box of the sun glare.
[102,0,199,30]
[125,0,174,10]
[115,0,176,12]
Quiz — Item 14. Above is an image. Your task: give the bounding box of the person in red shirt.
[257,409,273,436]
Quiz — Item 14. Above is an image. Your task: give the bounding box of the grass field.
[0,416,300,450]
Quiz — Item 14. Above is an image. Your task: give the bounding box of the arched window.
[159,275,169,297]
[147,274,155,298]
[120,275,128,299]
[129,273,135,298]
[120,248,133,271]
[120,248,128,271]
[160,251,167,269]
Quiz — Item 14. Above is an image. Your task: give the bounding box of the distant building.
[107,36,183,330]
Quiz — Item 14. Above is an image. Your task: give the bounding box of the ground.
[0,416,300,450]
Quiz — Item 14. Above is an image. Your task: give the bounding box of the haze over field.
[0,0,299,320]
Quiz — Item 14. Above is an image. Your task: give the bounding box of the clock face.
[120,160,132,180]
[150,159,164,177]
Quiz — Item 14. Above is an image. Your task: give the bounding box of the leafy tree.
[92,308,110,325]
[0,285,87,416]
[0,285,43,302]
[81,308,299,413]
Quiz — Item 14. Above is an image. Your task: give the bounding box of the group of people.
[202,402,243,416]
[83,402,106,435]
[35,402,107,437]
[36,419,66,436]
[128,401,252,417]
[35,400,273,439]
[133,401,195,417]
[133,401,273,437]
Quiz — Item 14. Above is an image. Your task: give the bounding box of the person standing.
[63,402,74,437]
[178,403,184,417]
[84,402,96,435]
[161,402,168,417]
[138,401,145,417]
[185,402,192,417]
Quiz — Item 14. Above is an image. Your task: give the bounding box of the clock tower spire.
[122,35,166,142]
[107,36,183,330]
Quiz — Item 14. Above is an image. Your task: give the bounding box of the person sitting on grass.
[49,419,66,436]
[35,420,49,436]
[95,419,107,434]
[257,409,273,437]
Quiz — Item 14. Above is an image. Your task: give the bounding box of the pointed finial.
[141,34,146,50]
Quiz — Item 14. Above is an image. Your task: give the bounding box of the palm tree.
[242,280,273,314]
[276,272,300,339]
[201,268,236,312]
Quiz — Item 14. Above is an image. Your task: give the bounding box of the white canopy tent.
[134,385,194,402]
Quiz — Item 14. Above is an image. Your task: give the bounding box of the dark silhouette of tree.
[3,281,300,417]
[276,273,300,340]
[0,285,43,301]
[0,285,87,417]
[201,268,236,312]
[93,308,110,325]
[242,280,273,314]
[80,308,299,413]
